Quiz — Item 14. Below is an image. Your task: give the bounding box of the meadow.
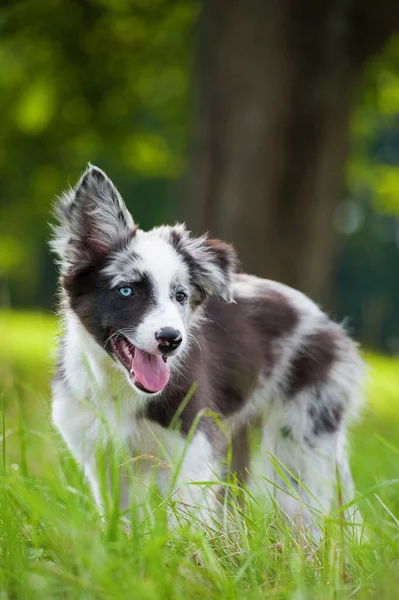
[1,309,399,599]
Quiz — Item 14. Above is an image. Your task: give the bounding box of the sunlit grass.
[1,309,56,362]
[364,351,399,417]
[1,310,399,599]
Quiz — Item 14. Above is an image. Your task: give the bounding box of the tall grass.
[1,310,399,599]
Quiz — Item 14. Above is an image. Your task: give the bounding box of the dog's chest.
[111,412,192,508]
[101,401,186,466]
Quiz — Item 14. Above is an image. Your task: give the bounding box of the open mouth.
[109,334,169,394]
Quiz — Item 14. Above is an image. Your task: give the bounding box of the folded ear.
[50,165,135,269]
[171,226,238,303]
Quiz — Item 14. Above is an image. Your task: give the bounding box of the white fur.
[104,232,189,356]
[53,340,221,522]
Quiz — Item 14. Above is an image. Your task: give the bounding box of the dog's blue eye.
[175,291,187,303]
[118,287,133,297]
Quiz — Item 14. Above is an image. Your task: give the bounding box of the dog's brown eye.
[175,291,187,303]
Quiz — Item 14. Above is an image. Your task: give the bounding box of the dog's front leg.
[168,431,222,530]
[52,389,104,511]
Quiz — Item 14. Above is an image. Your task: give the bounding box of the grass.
[1,309,399,599]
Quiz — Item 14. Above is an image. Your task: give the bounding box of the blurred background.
[1,0,399,353]
[2,4,399,566]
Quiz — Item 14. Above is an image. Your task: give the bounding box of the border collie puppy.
[51,165,364,536]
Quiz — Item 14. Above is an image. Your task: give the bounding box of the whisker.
[103,329,124,348]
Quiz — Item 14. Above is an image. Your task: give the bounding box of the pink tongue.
[132,349,169,392]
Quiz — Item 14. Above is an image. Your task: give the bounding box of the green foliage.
[0,0,199,306]
[1,1,399,352]
[350,35,399,214]
[334,35,399,352]
[1,310,399,598]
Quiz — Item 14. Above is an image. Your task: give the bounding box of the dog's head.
[51,165,237,395]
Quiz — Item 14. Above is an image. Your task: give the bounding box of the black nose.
[155,327,182,354]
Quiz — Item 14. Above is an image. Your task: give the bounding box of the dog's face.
[51,166,236,395]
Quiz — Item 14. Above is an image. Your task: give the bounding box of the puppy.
[51,165,364,536]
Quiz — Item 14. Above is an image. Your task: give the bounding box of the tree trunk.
[184,0,399,306]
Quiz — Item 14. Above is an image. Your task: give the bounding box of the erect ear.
[170,225,238,303]
[50,165,135,269]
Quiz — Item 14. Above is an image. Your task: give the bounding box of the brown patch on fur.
[217,289,300,376]
[231,425,250,485]
[286,328,338,397]
[144,292,299,435]
[202,238,238,273]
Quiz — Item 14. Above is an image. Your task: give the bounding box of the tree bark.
[184,0,399,306]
